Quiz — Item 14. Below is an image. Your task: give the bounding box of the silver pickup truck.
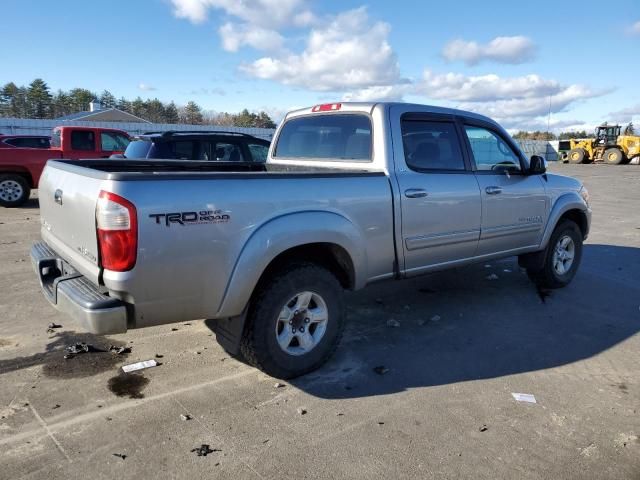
[32,102,591,378]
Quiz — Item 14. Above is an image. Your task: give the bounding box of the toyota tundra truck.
[31,102,591,378]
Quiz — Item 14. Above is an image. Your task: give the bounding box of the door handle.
[404,188,428,198]
[485,186,503,195]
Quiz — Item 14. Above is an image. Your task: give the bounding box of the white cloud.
[241,7,401,92]
[170,0,314,28]
[138,83,156,91]
[442,36,536,65]
[608,104,640,123]
[412,70,610,129]
[342,84,410,102]
[629,20,640,35]
[419,71,562,102]
[219,22,284,52]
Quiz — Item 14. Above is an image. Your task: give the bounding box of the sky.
[1,0,639,132]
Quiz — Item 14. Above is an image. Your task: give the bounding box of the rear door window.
[4,137,50,148]
[172,141,196,160]
[274,114,372,161]
[70,130,95,151]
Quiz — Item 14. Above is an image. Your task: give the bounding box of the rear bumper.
[31,242,128,334]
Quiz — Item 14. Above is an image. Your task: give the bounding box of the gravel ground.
[0,163,639,479]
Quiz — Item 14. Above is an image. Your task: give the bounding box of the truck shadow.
[290,244,640,399]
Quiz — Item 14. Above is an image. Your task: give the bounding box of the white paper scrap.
[511,393,537,404]
[122,359,158,373]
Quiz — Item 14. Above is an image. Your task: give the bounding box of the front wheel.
[0,174,30,208]
[567,148,586,164]
[240,263,345,379]
[603,148,624,165]
[526,220,583,289]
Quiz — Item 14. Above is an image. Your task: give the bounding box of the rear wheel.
[526,220,583,289]
[0,174,30,208]
[240,263,345,379]
[603,148,624,165]
[567,148,586,164]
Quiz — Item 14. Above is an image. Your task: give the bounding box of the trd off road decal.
[149,210,230,227]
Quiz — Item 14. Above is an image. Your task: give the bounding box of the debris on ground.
[377,421,385,426]
[112,453,127,460]
[121,359,158,373]
[386,318,400,327]
[336,413,344,416]
[484,264,492,268]
[191,444,220,457]
[403,305,411,310]
[155,354,164,359]
[297,407,307,415]
[171,328,178,331]
[430,315,441,322]
[52,404,60,409]
[511,393,537,404]
[486,274,499,280]
[46,323,62,333]
[417,319,426,326]
[180,414,192,421]
[109,345,131,355]
[373,366,389,375]
[274,382,285,388]
[479,424,488,432]
[63,343,93,359]
[503,269,512,273]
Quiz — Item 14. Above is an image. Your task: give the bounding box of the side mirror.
[529,155,547,174]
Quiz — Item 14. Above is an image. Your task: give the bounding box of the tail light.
[96,191,137,271]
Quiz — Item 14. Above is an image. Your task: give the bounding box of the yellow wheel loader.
[567,124,640,165]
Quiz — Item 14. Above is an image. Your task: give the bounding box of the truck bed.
[51,159,385,181]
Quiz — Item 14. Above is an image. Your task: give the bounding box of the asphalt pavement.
[1,163,639,479]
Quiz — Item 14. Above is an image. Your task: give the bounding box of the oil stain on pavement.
[107,373,149,399]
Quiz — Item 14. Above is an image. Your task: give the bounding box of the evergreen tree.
[131,97,146,118]
[68,88,96,112]
[181,101,203,124]
[26,78,52,118]
[116,96,132,112]
[99,90,117,109]
[51,90,74,117]
[144,98,166,123]
[164,101,179,123]
[0,82,22,117]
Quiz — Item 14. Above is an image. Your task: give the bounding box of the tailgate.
[38,161,105,284]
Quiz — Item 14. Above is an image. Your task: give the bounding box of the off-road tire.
[567,148,585,164]
[240,262,345,379]
[526,220,582,289]
[603,148,624,165]
[0,174,30,208]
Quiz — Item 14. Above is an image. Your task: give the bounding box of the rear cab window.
[274,114,372,161]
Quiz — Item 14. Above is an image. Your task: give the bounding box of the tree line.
[513,123,635,141]
[0,78,277,128]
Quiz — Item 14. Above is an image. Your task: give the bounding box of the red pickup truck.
[0,126,130,207]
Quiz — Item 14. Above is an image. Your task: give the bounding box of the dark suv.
[0,135,50,149]
[120,131,271,162]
